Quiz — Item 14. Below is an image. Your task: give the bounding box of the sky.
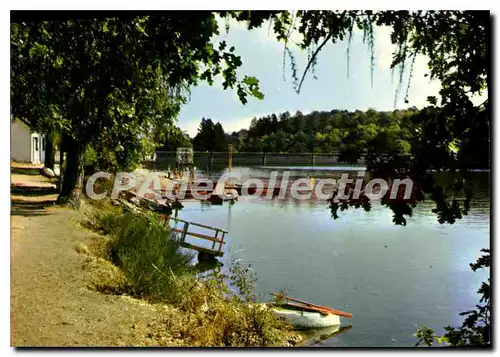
[176,16,469,138]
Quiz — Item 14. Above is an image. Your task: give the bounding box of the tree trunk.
[44,132,55,170]
[57,138,85,208]
[57,150,65,193]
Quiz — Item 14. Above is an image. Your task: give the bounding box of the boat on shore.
[267,293,352,330]
[270,303,341,329]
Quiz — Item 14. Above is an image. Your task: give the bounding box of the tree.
[192,118,228,151]
[225,132,241,152]
[193,118,215,151]
[11,13,265,205]
[159,126,192,151]
[232,107,419,159]
[43,132,56,170]
[213,122,228,151]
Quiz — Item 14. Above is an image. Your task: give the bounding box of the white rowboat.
[271,303,341,329]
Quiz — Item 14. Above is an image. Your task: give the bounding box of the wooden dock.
[168,218,227,257]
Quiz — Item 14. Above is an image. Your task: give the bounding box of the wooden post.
[311,153,315,166]
[212,229,219,249]
[228,144,232,173]
[181,221,189,242]
[262,152,267,166]
[218,232,226,253]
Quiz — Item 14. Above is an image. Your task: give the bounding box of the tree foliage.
[11,13,264,204]
[158,126,193,151]
[210,108,419,160]
[193,118,228,152]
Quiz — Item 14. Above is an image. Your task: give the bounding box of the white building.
[11,119,46,164]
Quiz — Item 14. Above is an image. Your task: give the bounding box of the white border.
[3,3,497,357]
[5,1,497,10]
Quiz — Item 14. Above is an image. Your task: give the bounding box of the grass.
[11,167,42,176]
[106,210,196,304]
[81,198,297,347]
[82,201,196,303]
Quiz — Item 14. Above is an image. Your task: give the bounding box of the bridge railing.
[152,150,360,166]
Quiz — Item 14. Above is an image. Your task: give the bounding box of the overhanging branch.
[296,31,334,94]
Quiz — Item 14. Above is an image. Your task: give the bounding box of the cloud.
[403,56,440,108]
[219,116,255,133]
[470,91,488,106]
[215,13,305,53]
[249,17,304,51]
[215,14,483,112]
[372,25,442,108]
[374,26,395,71]
[178,121,200,138]
[179,114,256,137]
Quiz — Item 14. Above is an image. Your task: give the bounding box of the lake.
[154,164,490,347]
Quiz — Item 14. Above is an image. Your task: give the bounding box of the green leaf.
[448,138,460,155]
[243,76,259,87]
[251,89,264,100]
[135,22,146,34]
[427,96,437,105]
[436,336,449,344]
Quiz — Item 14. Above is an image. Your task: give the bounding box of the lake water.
[155,164,490,347]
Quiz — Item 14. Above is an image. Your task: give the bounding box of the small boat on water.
[271,303,341,329]
[267,293,352,330]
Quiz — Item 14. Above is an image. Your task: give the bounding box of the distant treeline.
[159,107,489,167]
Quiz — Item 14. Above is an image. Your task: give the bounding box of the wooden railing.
[168,218,227,257]
[150,150,363,166]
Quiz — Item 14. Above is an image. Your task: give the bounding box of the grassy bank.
[80,199,298,347]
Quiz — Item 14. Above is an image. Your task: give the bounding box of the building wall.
[10,120,46,164]
[10,120,32,162]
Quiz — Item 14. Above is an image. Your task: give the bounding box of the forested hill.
[189,108,418,162]
[236,108,417,156]
[185,107,488,168]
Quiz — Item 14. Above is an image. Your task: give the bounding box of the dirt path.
[11,165,181,347]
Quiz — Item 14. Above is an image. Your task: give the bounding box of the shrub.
[169,263,292,347]
[104,211,196,303]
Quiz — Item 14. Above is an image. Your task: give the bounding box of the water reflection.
[195,258,223,274]
[301,325,353,346]
[258,165,366,172]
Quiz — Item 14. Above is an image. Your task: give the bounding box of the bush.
[80,198,123,234]
[103,211,196,303]
[168,262,292,347]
